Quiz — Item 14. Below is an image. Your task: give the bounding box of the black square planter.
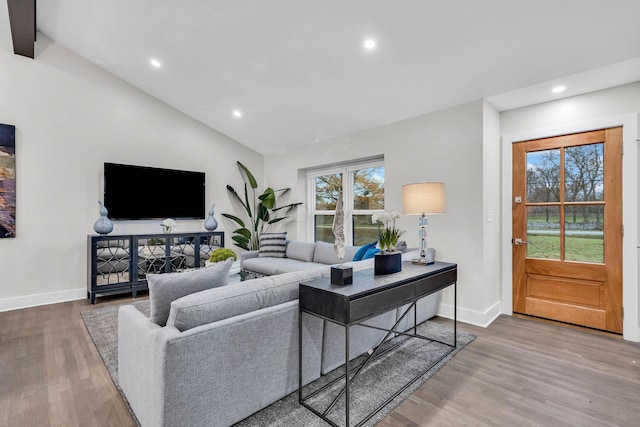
[374,252,402,275]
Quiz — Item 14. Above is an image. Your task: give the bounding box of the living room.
[1,1,640,426]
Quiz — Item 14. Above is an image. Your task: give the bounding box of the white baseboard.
[0,288,86,313]
[437,300,502,328]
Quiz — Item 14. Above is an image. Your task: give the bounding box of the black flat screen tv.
[104,163,205,220]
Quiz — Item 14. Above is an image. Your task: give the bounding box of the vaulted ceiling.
[6,1,640,154]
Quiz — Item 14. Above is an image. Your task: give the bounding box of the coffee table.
[298,261,457,427]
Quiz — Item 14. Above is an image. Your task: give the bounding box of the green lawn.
[527,235,603,263]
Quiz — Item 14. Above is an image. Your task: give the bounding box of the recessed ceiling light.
[551,86,566,93]
[364,39,376,50]
[232,110,243,118]
[150,58,162,68]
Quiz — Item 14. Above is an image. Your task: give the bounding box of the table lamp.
[402,182,446,265]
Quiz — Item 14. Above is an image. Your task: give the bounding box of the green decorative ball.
[209,248,237,263]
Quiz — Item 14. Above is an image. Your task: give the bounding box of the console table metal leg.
[345,324,350,427]
[454,280,457,348]
[298,307,303,404]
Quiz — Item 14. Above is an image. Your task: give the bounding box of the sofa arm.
[240,250,259,263]
[118,305,180,427]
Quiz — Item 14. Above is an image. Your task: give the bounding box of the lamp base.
[411,258,434,266]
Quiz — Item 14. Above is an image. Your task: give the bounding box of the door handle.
[513,238,528,245]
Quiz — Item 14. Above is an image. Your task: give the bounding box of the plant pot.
[374,252,402,275]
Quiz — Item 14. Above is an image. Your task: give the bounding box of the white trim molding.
[0,288,86,313]
[501,114,639,342]
[438,300,502,328]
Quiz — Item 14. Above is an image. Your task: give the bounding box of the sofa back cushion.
[166,268,324,331]
[148,258,233,326]
[258,232,287,258]
[285,240,316,262]
[312,241,358,264]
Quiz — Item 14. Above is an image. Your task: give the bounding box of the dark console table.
[87,231,224,304]
[298,261,457,427]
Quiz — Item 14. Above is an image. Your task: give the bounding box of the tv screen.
[104,163,205,220]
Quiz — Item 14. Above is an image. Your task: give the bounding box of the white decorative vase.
[203,204,218,231]
[93,201,114,235]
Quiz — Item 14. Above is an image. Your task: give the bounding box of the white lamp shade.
[402,182,446,214]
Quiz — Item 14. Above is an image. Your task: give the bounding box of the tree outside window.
[309,161,384,245]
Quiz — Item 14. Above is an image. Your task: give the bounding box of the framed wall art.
[0,124,16,238]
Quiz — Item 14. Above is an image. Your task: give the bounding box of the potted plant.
[206,248,240,274]
[222,161,302,250]
[372,211,405,275]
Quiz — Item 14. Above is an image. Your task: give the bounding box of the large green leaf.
[259,188,276,209]
[243,183,252,218]
[234,227,252,239]
[237,161,258,189]
[221,213,245,227]
[272,202,303,212]
[257,204,269,222]
[232,234,250,250]
[267,217,287,225]
[226,185,249,214]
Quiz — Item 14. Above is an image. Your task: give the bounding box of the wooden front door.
[512,128,623,333]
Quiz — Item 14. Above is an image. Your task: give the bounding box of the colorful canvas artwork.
[0,124,16,238]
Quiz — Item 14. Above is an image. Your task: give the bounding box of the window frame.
[307,159,385,245]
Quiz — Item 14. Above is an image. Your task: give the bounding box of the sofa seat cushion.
[148,258,233,326]
[166,269,325,331]
[312,241,358,265]
[274,260,328,275]
[242,257,325,276]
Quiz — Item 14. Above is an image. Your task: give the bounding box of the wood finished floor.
[1,297,639,427]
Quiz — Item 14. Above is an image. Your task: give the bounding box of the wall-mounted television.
[104,162,205,220]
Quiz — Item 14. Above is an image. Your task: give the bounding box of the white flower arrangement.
[160,218,177,233]
[372,211,404,253]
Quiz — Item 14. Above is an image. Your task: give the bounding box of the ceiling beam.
[7,0,36,58]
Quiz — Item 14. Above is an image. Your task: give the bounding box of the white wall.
[264,100,502,327]
[0,31,262,311]
[499,82,640,341]
[481,101,502,323]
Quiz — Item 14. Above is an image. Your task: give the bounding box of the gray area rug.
[82,301,475,427]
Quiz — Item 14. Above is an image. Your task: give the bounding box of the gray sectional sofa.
[118,248,441,427]
[241,240,360,276]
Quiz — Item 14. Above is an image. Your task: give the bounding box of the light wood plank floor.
[1,297,639,426]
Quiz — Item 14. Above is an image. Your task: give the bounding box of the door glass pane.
[314,215,334,243]
[526,149,560,202]
[527,206,560,259]
[352,214,378,246]
[315,173,342,210]
[353,166,385,210]
[565,205,604,263]
[565,143,604,202]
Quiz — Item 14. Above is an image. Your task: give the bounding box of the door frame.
[501,114,639,342]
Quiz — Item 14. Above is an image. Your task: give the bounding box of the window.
[308,160,384,245]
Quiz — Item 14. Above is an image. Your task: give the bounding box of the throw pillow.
[353,241,378,261]
[258,232,287,258]
[362,247,380,260]
[148,258,233,326]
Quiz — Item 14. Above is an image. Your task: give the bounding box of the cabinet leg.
[90,292,96,305]
[132,286,137,299]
